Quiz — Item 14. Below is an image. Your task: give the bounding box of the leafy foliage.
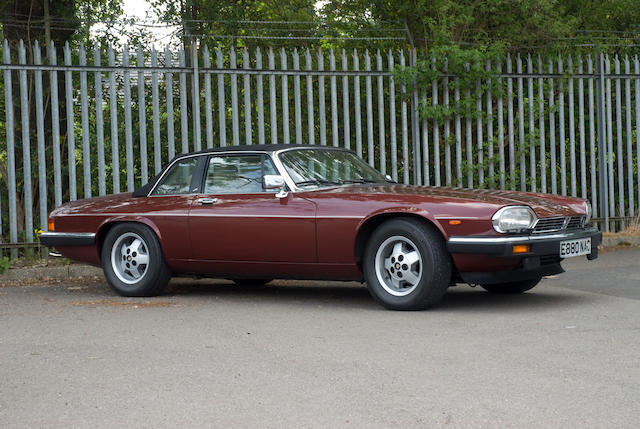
[0,256,11,274]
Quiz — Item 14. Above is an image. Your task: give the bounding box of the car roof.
[177,144,350,157]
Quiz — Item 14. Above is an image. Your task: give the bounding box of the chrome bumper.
[447,226,602,258]
[39,232,96,247]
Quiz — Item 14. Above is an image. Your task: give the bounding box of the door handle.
[197,197,218,205]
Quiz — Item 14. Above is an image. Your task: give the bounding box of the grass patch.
[603,216,640,237]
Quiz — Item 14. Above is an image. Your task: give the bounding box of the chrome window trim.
[271,149,301,191]
[272,146,379,193]
[201,153,279,195]
[147,153,207,197]
[146,146,373,197]
[147,150,274,197]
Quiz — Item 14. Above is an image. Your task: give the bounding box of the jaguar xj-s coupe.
[41,145,601,310]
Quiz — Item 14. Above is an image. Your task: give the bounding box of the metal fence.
[0,40,639,252]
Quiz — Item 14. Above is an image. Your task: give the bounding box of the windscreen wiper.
[295,179,341,186]
[340,179,380,184]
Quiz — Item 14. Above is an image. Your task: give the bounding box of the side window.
[204,155,277,194]
[153,157,199,195]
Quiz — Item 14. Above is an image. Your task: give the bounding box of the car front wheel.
[101,223,171,297]
[480,278,541,294]
[364,218,452,310]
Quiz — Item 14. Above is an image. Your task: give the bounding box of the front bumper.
[447,226,602,257]
[39,232,96,247]
[447,226,602,285]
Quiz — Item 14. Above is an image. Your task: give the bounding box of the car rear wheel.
[364,218,452,310]
[480,278,541,294]
[101,223,171,297]
[233,279,272,287]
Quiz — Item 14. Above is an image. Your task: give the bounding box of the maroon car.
[41,145,601,310]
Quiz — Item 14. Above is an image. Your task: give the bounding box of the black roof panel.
[182,144,349,156]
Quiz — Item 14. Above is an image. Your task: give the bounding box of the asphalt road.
[1,248,639,428]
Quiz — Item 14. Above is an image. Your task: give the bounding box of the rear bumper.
[39,232,96,247]
[447,227,602,285]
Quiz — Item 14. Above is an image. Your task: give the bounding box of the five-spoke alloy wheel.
[375,236,423,297]
[102,223,171,296]
[364,218,452,310]
[111,232,150,284]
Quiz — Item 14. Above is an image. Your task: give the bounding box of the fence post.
[137,46,148,184]
[18,41,34,244]
[3,40,19,258]
[192,43,202,150]
[596,52,609,231]
[33,42,48,231]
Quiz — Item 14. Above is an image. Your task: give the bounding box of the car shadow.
[158,278,595,312]
[165,279,379,310]
[436,286,595,312]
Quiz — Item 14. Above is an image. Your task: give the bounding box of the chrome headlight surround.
[492,206,538,234]
[584,200,592,224]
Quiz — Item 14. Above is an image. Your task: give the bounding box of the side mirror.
[263,174,285,190]
[263,174,288,199]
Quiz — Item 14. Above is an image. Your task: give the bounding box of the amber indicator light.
[512,244,530,254]
[48,218,55,231]
[449,220,462,225]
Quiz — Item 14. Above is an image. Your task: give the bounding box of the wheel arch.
[96,217,164,264]
[353,210,447,272]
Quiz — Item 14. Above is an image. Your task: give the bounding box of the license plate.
[559,238,591,258]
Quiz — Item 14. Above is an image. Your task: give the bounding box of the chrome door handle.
[197,198,218,205]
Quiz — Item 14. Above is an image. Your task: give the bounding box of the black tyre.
[233,279,272,287]
[363,218,452,310]
[480,278,541,294]
[101,223,171,297]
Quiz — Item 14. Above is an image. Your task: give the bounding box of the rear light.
[48,217,55,231]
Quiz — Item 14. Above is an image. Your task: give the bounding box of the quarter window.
[153,157,199,195]
[204,155,277,194]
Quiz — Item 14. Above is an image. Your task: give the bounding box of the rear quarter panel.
[50,193,194,266]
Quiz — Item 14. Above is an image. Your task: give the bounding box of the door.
[189,153,317,263]
[146,155,205,261]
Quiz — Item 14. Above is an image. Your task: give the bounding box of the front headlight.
[492,206,538,233]
[585,200,592,224]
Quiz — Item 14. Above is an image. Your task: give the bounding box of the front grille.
[533,217,566,233]
[533,215,585,233]
[567,216,585,229]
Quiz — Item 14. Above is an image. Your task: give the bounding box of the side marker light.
[512,244,530,254]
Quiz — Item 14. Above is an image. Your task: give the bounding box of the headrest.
[212,164,238,175]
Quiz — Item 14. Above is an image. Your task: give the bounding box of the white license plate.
[559,238,592,258]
